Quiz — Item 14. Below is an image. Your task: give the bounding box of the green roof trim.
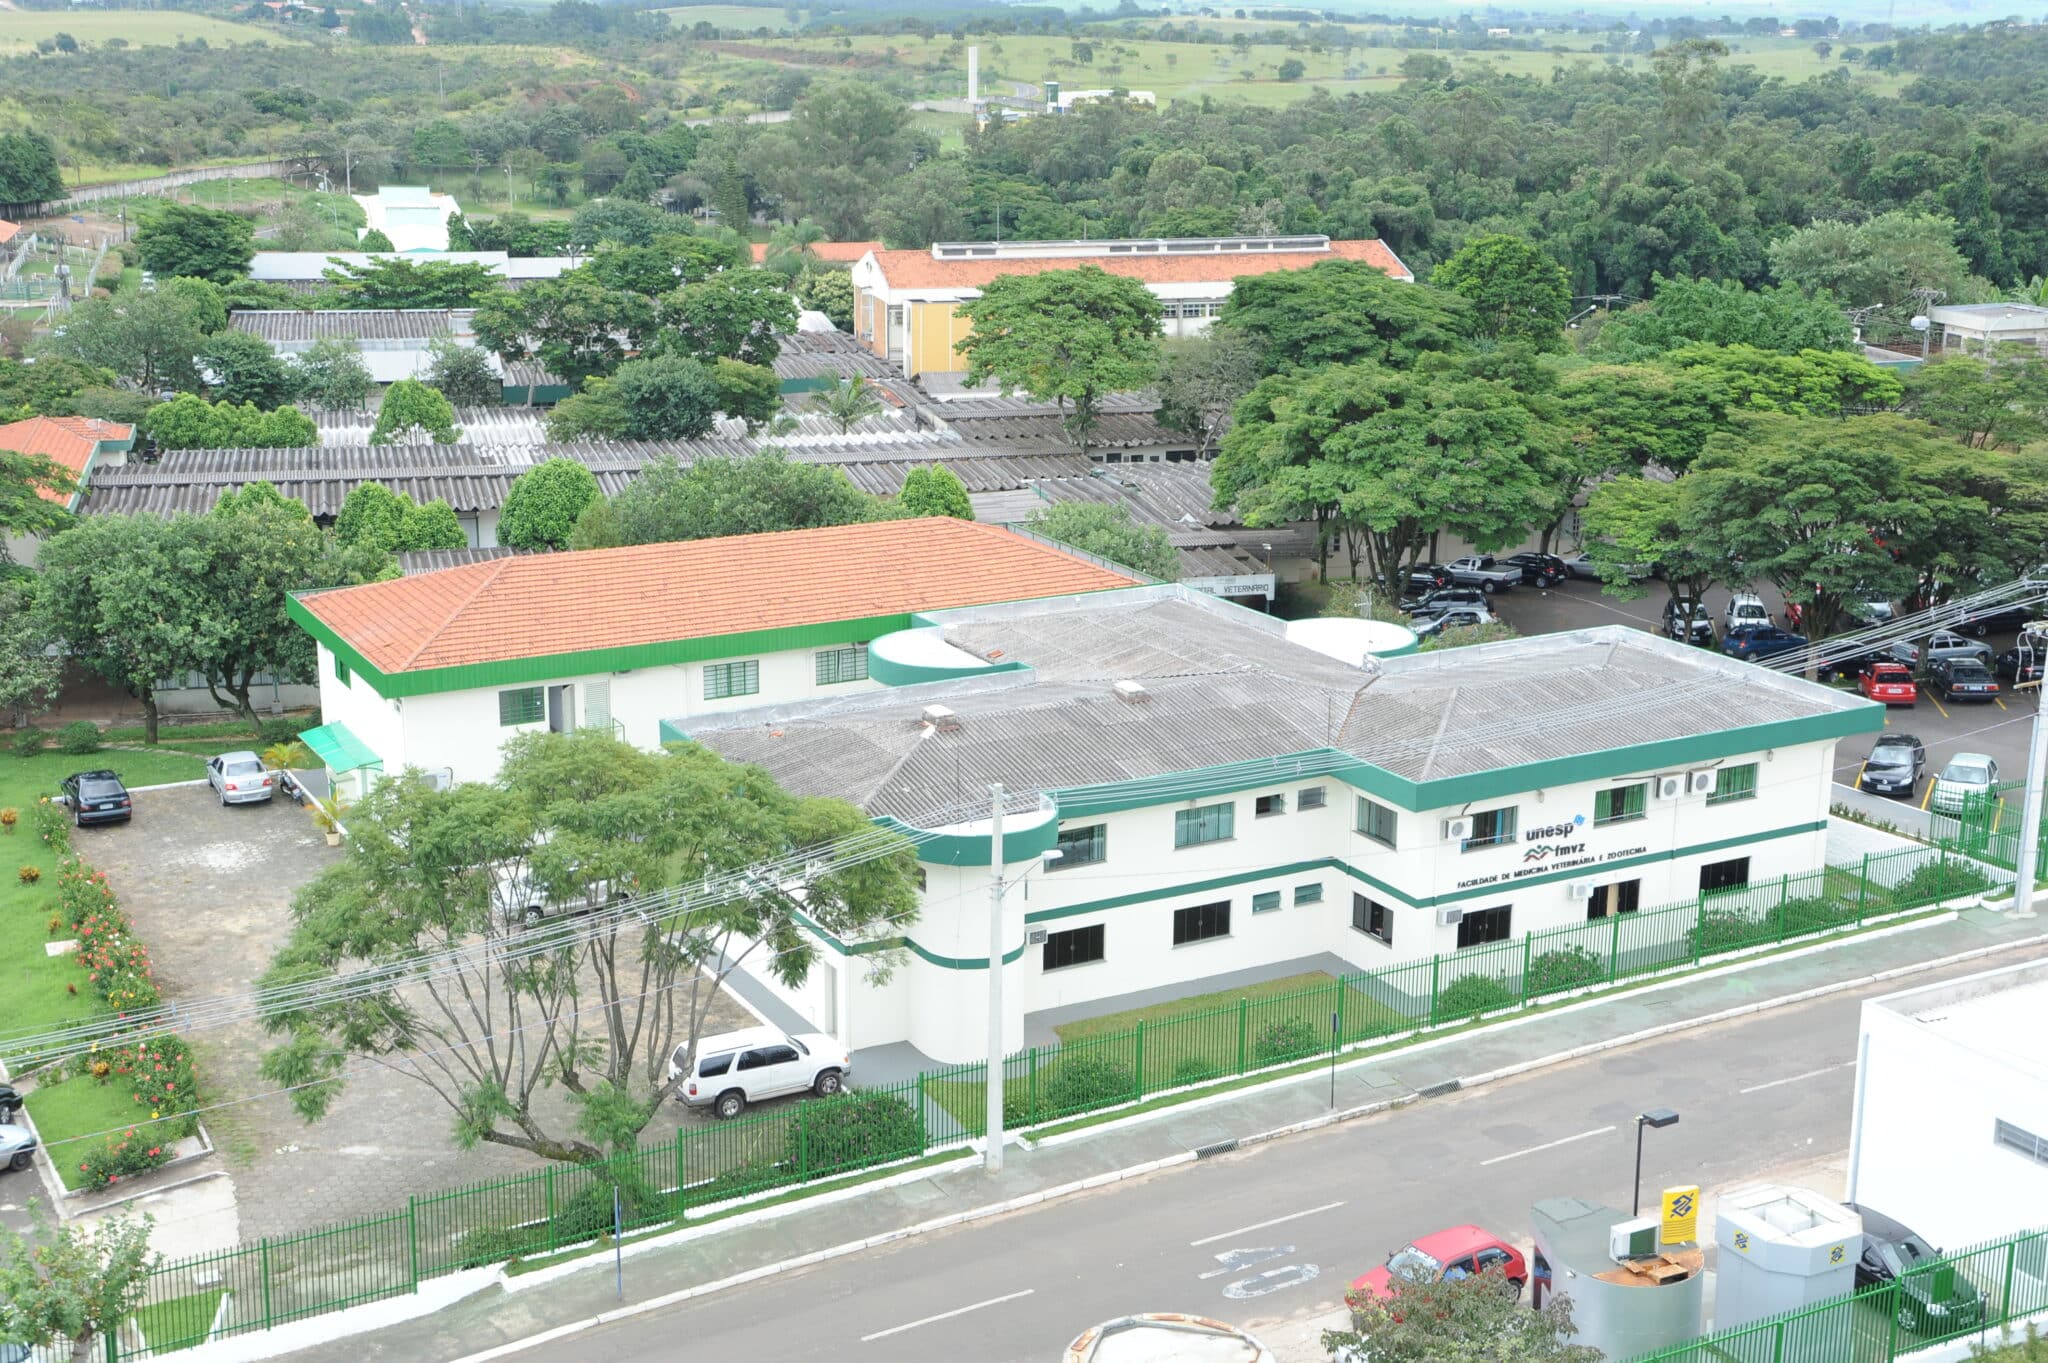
[299,721,384,776]
[879,812,1061,868]
[288,594,916,699]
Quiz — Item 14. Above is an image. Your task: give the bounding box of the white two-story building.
[284,518,1140,794]
[687,586,1881,1063]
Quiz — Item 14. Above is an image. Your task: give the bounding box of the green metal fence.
[102,841,2002,1360]
[1625,1226,2048,1363]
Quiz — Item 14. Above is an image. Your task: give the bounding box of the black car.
[1928,657,2000,702]
[1399,586,1489,615]
[1501,552,1569,587]
[1411,604,1497,639]
[1847,1204,1985,1334]
[1994,647,2046,684]
[1858,734,1925,798]
[1816,646,1894,683]
[1405,562,1454,594]
[59,770,132,827]
[1661,597,1715,645]
[1953,603,2032,637]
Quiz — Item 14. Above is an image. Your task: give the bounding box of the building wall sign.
[1453,811,1650,892]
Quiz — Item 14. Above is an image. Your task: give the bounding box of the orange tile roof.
[750,240,880,265]
[864,238,1412,291]
[0,221,19,245]
[0,416,134,504]
[298,518,1139,674]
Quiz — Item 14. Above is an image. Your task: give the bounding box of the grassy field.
[750,30,1906,106]
[0,9,310,54]
[135,1287,227,1354]
[657,3,797,30]
[0,748,206,1061]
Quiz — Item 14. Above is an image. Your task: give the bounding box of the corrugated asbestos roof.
[297,519,1139,674]
[863,238,1413,291]
[230,309,471,342]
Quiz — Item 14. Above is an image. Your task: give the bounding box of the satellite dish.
[1910,315,1931,331]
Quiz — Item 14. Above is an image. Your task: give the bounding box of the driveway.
[84,783,755,1239]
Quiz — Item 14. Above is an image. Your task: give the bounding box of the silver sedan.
[207,750,276,805]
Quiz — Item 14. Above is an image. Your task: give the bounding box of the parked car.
[1952,602,2033,637]
[1816,645,1893,683]
[1847,1204,1986,1333]
[489,860,634,927]
[1857,663,1918,706]
[1501,552,1569,587]
[1927,657,2000,702]
[668,1025,850,1119]
[1661,597,1715,645]
[1848,598,1896,626]
[58,769,132,827]
[1351,1225,1527,1300]
[1398,586,1489,615]
[1412,605,1498,640]
[0,1121,35,1173]
[1561,551,1651,582]
[1858,734,1925,798]
[1931,753,1999,814]
[1725,593,1773,634]
[1722,625,1808,663]
[1993,647,2046,685]
[1890,631,1993,669]
[207,750,275,806]
[1405,562,1454,594]
[1443,556,1522,594]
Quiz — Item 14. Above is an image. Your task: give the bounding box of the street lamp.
[985,783,1061,1174]
[1633,1108,1680,1216]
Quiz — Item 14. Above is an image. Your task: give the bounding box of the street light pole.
[986,782,1006,1172]
[2011,683,2047,919]
[1633,1109,1680,1216]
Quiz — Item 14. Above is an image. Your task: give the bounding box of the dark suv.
[1847,1203,1985,1334]
[1502,552,1569,587]
[1927,656,1999,702]
[1661,597,1715,645]
[1721,625,1807,663]
[58,770,132,827]
[1399,586,1488,615]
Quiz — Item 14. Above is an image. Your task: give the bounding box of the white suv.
[1725,593,1772,634]
[670,1026,849,1119]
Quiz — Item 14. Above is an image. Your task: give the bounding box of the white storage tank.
[1714,1185,1862,1336]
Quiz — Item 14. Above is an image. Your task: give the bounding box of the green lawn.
[0,748,205,1063]
[1054,969,1388,1043]
[24,1070,160,1191]
[0,9,309,54]
[134,1286,227,1353]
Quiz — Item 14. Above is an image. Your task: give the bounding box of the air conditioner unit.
[1443,817,1474,842]
[1026,928,1048,945]
[1436,907,1465,927]
[1567,882,1596,901]
[1653,774,1686,801]
[1688,769,1719,796]
[1609,1216,1660,1261]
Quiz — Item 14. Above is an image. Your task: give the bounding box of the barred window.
[498,687,543,726]
[704,660,760,700]
[1297,786,1326,810]
[815,645,869,686]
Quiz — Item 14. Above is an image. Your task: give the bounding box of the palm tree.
[815,376,885,432]
[2011,276,2048,307]
[764,217,827,279]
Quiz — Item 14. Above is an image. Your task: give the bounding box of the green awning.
[299,722,383,775]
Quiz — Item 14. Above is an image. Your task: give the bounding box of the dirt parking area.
[83,783,750,1238]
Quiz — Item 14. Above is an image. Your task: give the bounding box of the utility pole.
[2011,624,2046,918]
[985,783,1006,1172]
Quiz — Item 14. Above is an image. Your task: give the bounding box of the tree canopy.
[135,204,255,284]
[369,379,461,445]
[1430,234,1573,350]
[1221,260,1468,375]
[1021,502,1179,580]
[958,266,1163,452]
[499,458,602,550]
[599,451,879,546]
[898,465,973,520]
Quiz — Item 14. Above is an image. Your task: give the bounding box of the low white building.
[353,185,463,254]
[687,587,1879,1063]
[1929,302,2048,356]
[1845,957,2048,1248]
[284,518,1140,796]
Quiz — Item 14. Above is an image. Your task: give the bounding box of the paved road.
[437,964,1958,1363]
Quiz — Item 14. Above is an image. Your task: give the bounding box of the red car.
[1350,1224,1527,1299]
[1858,663,1918,707]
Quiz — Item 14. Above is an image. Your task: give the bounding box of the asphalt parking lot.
[1482,575,2042,808]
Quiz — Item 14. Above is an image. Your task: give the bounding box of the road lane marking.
[1930,694,1951,719]
[1921,781,1936,811]
[859,1289,1035,1342]
[1738,1061,1855,1095]
[1190,1201,1347,1247]
[1478,1125,1616,1167]
[1997,698,2010,711]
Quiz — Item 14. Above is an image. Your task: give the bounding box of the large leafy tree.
[549,354,722,442]
[0,1204,159,1363]
[745,80,929,238]
[1430,234,1572,350]
[1323,1262,1599,1363]
[196,330,299,409]
[1215,362,1551,589]
[370,379,461,446]
[0,130,64,204]
[135,204,255,284]
[1582,475,1729,603]
[288,338,374,411]
[1219,260,1467,375]
[1555,364,1731,476]
[1154,330,1262,460]
[958,266,1163,453]
[1767,211,1986,309]
[1902,353,2048,450]
[1022,502,1178,579]
[318,257,501,309]
[0,356,116,418]
[499,458,601,550]
[1682,415,1933,640]
[898,465,973,520]
[424,338,505,408]
[258,734,920,1163]
[0,578,60,724]
[0,450,80,545]
[1657,344,1903,418]
[1591,276,1854,359]
[140,394,317,451]
[39,289,208,393]
[472,272,659,389]
[655,271,799,367]
[604,451,879,546]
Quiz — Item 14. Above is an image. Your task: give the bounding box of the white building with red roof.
[0,414,135,562]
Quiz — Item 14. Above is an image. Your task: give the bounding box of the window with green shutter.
[1708,763,1758,805]
[1174,802,1235,848]
[498,686,544,726]
[815,645,869,686]
[1595,782,1647,827]
[704,660,761,700]
[333,655,350,687]
[1252,890,1281,913]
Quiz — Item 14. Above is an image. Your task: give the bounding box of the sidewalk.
[224,906,2048,1363]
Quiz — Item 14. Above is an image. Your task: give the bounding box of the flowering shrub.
[56,858,118,930]
[76,1128,172,1189]
[1,806,18,832]
[75,906,160,1013]
[31,796,70,849]
[16,864,38,885]
[109,1036,199,1138]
